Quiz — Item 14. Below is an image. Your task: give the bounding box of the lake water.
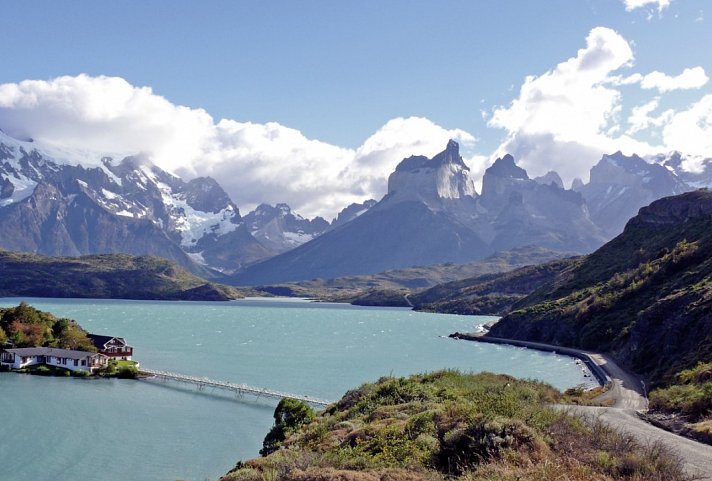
[0,298,591,481]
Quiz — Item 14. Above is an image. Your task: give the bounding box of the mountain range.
[1,129,710,285]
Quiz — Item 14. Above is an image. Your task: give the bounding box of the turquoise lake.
[0,298,592,481]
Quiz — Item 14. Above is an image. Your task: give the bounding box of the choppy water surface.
[0,298,589,481]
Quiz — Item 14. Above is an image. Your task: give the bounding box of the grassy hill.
[488,190,712,387]
[222,371,688,481]
[0,250,247,301]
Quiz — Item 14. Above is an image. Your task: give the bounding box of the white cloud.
[488,27,658,183]
[626,97,674,134]
[618,67,709,92]
[621,0,671,12]
[487,26,712,184]
[0,75,473,219]
[663,94,712,158]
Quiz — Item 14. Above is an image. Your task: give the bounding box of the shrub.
[261,398,316,456]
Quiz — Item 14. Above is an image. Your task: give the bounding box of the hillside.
[410,257,580,315]
[256,246,571,302]
[488,190,712,386]
[222,371,688,481]
[0,250,246,301]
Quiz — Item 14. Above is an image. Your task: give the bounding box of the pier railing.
[139,368,332,407]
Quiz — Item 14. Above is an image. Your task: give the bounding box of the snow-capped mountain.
[0,130,269,274]
[243,203,329,253]
[574,151,692,237]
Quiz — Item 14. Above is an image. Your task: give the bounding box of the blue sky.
[1,0,711,216]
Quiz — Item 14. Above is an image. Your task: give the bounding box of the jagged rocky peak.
[244,202,330,253]
[183,177,239,216]
[588,151,689,195]
[331,199,377,229]
[571,177,584,190]
[387,140,477,203]
[479,154,530,201]
[485,154,529,180]
[533,171,564,189]
[627,189,712,228]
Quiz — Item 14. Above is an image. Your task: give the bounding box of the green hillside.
[222,371,687,481]
[488,190,712,386]
[0,250,246,301]
[409,257,579,315]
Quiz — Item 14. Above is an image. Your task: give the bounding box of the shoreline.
[449,331,612,388]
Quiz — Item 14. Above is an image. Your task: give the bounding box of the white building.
[0,347,109,373]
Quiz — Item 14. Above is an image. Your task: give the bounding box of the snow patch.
[0,174,37,206]
[187,251,207,265]
[156,181,239,246]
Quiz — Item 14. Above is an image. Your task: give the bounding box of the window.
[74,359,79,366]
[62,358,67,365]
[81,360,86,366]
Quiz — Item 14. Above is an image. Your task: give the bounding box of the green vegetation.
[0,250,252,301]
[223,371,689,481]
[261,398,317,456]
[648,362,712,443]
[0,302,96,351]
[98,359,139,379]
[489,191,712,387]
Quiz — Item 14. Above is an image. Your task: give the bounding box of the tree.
[52,319,97,352]
[260,398,315,456]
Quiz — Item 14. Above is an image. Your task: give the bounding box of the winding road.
[572,353,712,480]
[453,334,712,479]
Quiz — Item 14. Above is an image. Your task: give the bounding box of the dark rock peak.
[627,189,712,227]
[485,154,528,180]
[331,199,377,228]
[394,140,468,173]
[571,178,584,190]
[275,203,292,215]
[1,177,14,199]
[184,177,238,216]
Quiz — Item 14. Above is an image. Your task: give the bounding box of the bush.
[116,365,139,379]
[261,398,316,456]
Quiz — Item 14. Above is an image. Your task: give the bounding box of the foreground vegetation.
[648,362,712,443]
[223,371,690,481]
[0,250,248,301]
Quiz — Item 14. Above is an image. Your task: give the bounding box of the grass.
[222,371,691,481]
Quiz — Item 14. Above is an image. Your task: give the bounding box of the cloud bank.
[1,25,711,217]
[0,75,474,218]
[488,26,711,185]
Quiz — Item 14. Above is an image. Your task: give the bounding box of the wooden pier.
[139,368,333,407]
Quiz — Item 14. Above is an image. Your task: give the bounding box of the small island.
[0,302,138,378]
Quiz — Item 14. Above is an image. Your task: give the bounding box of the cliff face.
[489,190,712,385]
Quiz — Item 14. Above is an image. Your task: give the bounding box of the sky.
[1,0,711,218]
